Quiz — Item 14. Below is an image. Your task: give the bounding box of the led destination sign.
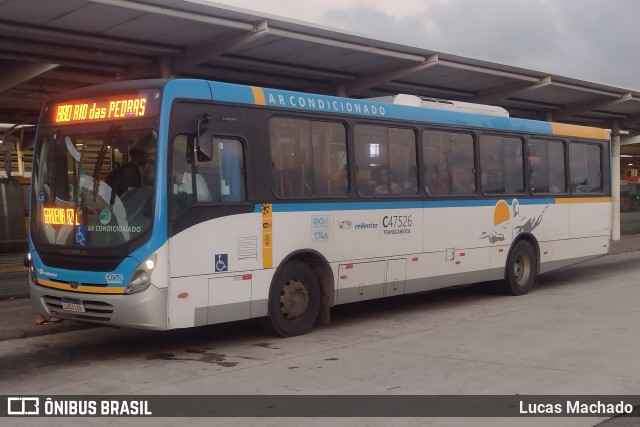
[52,94,149,124]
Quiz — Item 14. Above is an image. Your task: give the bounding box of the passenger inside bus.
[451,164,475,195]
[402,165,419,195]
[375,168,402,195]
[174,166,213,202]
[357,169,374,196]
[425,166,450,195]
[331,169,348,195]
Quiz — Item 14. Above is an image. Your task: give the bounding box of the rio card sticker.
[311,215,331,242]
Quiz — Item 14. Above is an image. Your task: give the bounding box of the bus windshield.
[31,128,156,249]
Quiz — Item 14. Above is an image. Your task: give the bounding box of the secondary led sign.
[53,95,148,124]
[43,207,79,225]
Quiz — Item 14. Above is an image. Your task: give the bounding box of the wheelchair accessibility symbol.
[74,225,87,245]
[215,253,228,272]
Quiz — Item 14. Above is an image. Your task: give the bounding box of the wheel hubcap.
[513,252,531,285]
[280,279,309,320]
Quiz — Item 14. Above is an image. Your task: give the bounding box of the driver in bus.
[118,147,147,194]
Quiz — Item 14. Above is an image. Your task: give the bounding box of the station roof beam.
[553,92,636,121]
[472,76,553,104]
[344,54,439,97]
[0,62,58,92]
[120,21,270,79]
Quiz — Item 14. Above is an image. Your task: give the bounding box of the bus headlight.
[125,254,157,294]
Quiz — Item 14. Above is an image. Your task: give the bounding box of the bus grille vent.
[238,236,258,261]
[42,295,114,322]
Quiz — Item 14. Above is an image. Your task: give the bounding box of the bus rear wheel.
[499,240,536,296]
[265,261,320,337]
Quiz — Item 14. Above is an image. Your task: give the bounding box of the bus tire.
[499,240,536,296]
[265,261,320,337]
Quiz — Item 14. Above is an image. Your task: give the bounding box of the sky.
[206,0,638,90]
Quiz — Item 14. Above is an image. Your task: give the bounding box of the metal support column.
[16,129,24,177]
[611,121,621,241]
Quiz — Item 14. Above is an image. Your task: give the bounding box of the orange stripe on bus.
[38,278,126,294]
[250,86,266,105]
[551,123,609,140]
[554,197,611,204]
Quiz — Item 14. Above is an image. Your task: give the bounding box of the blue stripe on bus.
[209,81,256,104]
[255,198,556,213]
[32,251,140,285]
[270,201,424,212]
[166,79,213,102]
[516,198,555,205]
[205,81,554,135]
[368,103,552,134]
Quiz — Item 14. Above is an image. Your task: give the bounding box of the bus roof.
[46,78,610,141]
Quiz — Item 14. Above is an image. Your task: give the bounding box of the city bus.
[27,79,611,337]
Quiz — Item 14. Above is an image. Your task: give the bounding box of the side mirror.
[196,114,213,162]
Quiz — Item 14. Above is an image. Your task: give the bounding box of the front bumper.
[30,277,168,330]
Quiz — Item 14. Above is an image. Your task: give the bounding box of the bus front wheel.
[265,261,320,337]
[499,240,537,296]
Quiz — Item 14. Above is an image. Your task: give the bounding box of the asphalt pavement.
[1,234,640,342]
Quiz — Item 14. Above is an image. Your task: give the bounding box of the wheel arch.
[272,249,334,325]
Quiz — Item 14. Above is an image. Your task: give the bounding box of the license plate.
[61,298,85,313]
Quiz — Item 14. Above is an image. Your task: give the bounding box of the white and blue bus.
[27,79,611,336]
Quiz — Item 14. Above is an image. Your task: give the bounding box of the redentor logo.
[7,397,40,415]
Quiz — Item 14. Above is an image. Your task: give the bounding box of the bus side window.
[450,133,475,195]
[548,141,567,193]
[212,137,246,202]
[171,135,195,215]
[171,134,246,213]
[270,117,347,198]
[355,124,416,197]
[586,145,603,192]
[504,137,524,194]
[569,142,602,194]
[480,135,524,195]
[355,125,385,197]
[311,121,347,197]
[423,130,474,196]
[423,130,451,195]
[388,128,417,195]
[528,139,566,194]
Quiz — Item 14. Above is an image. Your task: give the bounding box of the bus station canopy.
[1,0,639,134]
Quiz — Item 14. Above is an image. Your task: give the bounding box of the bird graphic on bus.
[479,199,549,244]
